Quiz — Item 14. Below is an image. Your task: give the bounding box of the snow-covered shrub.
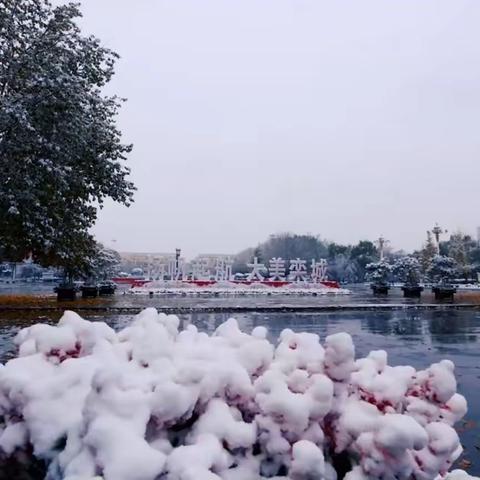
[427,256,459,284]
[393,256,422,286]
[0,309,470,480]
[365,260,392,285]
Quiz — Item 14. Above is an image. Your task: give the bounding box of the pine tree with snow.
[90,243,121,280]
[448,232,468,267]
[427,255,458,285]
[0,0,135,275]
[393,256,422,286]
[420,231,437,273]
[365,260,391,285]
[447,231,475,280]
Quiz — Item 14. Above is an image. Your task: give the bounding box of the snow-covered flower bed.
[0,308,475,480]
[128,281,351,296]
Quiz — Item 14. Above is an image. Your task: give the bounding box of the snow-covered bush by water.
[393,257,422,286]
[365,261,392,285]
[0,309,474,480]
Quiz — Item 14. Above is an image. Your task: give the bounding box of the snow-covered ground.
[454,284,480,291]
[0,308,475,480]
[128,280,351,297]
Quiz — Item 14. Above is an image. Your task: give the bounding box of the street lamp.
[175,248,181,279]
[375,235,389,260]
[431,223,447,254]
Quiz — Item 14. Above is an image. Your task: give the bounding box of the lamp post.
[175,248,181,279]
[431,223,447,255]
[375,236,389,260]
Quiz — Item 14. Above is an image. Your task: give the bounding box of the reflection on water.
[0,308,479,473]
[175,309,479,346]
[1,283,472,309]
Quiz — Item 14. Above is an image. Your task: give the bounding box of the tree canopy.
[427,255,458,284]
[0,0,135,273]
[393,256,421,286]
[365,260,391,285]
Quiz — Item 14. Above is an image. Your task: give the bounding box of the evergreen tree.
[393,256,421,286]
[350,240,377,281]
[448,231,468,266]
[469,247,480,266]
[365,260,392,285]
[90,243,121,280]
[442,231,475,280]
[258,233,329,266]
[0,0,135,274]
[427,255,458,284]
[420,231,437,273]
[253,246,263,263]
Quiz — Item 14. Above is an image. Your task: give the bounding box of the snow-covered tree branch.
[0,0,135,275]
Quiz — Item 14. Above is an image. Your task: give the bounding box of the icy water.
[3,282,480,308]
[0,308,479,475]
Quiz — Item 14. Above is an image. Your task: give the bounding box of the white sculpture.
[311,258,328,283]
[191,258,209,280]
[215,258,229,281]
[167,257,186,280]
[269,257,286,280]
[179,262,188,280]
[152,263,167,281]
[214,257,234,281]
[224,256,234,281]
[168,259,177,280]
[375,235,390,260]
[187,263,196,280]
[247,257,265,281]
[289,258,307,282]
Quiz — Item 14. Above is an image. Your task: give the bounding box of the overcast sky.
[76,0,480,257]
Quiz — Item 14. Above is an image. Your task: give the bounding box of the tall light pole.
[175,248,181,279]
[431,223,447,254]
[376,236,389,260]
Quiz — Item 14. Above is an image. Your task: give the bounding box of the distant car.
[233,273,247,281]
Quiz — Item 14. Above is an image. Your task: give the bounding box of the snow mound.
[0,308,469,480]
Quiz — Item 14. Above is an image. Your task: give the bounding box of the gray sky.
[77,0,480,257]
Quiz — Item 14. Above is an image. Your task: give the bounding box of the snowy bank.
[128,280,351,296]
[0,308,474,480]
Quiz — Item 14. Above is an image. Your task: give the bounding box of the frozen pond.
[0,308,479,475]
